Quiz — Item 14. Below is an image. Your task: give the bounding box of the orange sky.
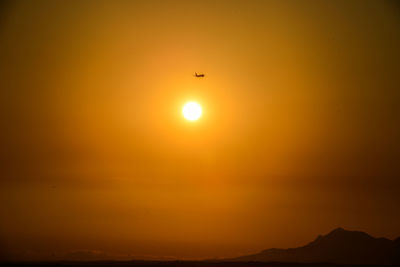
[0,0,400,261]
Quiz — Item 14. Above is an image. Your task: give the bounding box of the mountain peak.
[331,227,345,232]
[314,227,379,246]
[326,227,364,236]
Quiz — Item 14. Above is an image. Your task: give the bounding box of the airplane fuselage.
[195,73,205,77]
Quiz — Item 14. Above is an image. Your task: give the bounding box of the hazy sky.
[1,0,400,261]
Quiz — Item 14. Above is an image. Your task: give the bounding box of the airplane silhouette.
[194,72,205,78]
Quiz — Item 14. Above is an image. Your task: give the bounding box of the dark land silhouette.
[2,228,399,266]
[226,227,400,265]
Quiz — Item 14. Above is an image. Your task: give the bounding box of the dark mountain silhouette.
[226,227,400,264]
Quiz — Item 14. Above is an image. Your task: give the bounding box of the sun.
[182,101,202,121]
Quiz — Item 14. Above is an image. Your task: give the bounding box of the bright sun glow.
[182,101,202,121]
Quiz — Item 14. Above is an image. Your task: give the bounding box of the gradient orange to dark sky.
[0,0,400,261]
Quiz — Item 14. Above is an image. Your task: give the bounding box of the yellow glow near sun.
[182,101,202,121]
